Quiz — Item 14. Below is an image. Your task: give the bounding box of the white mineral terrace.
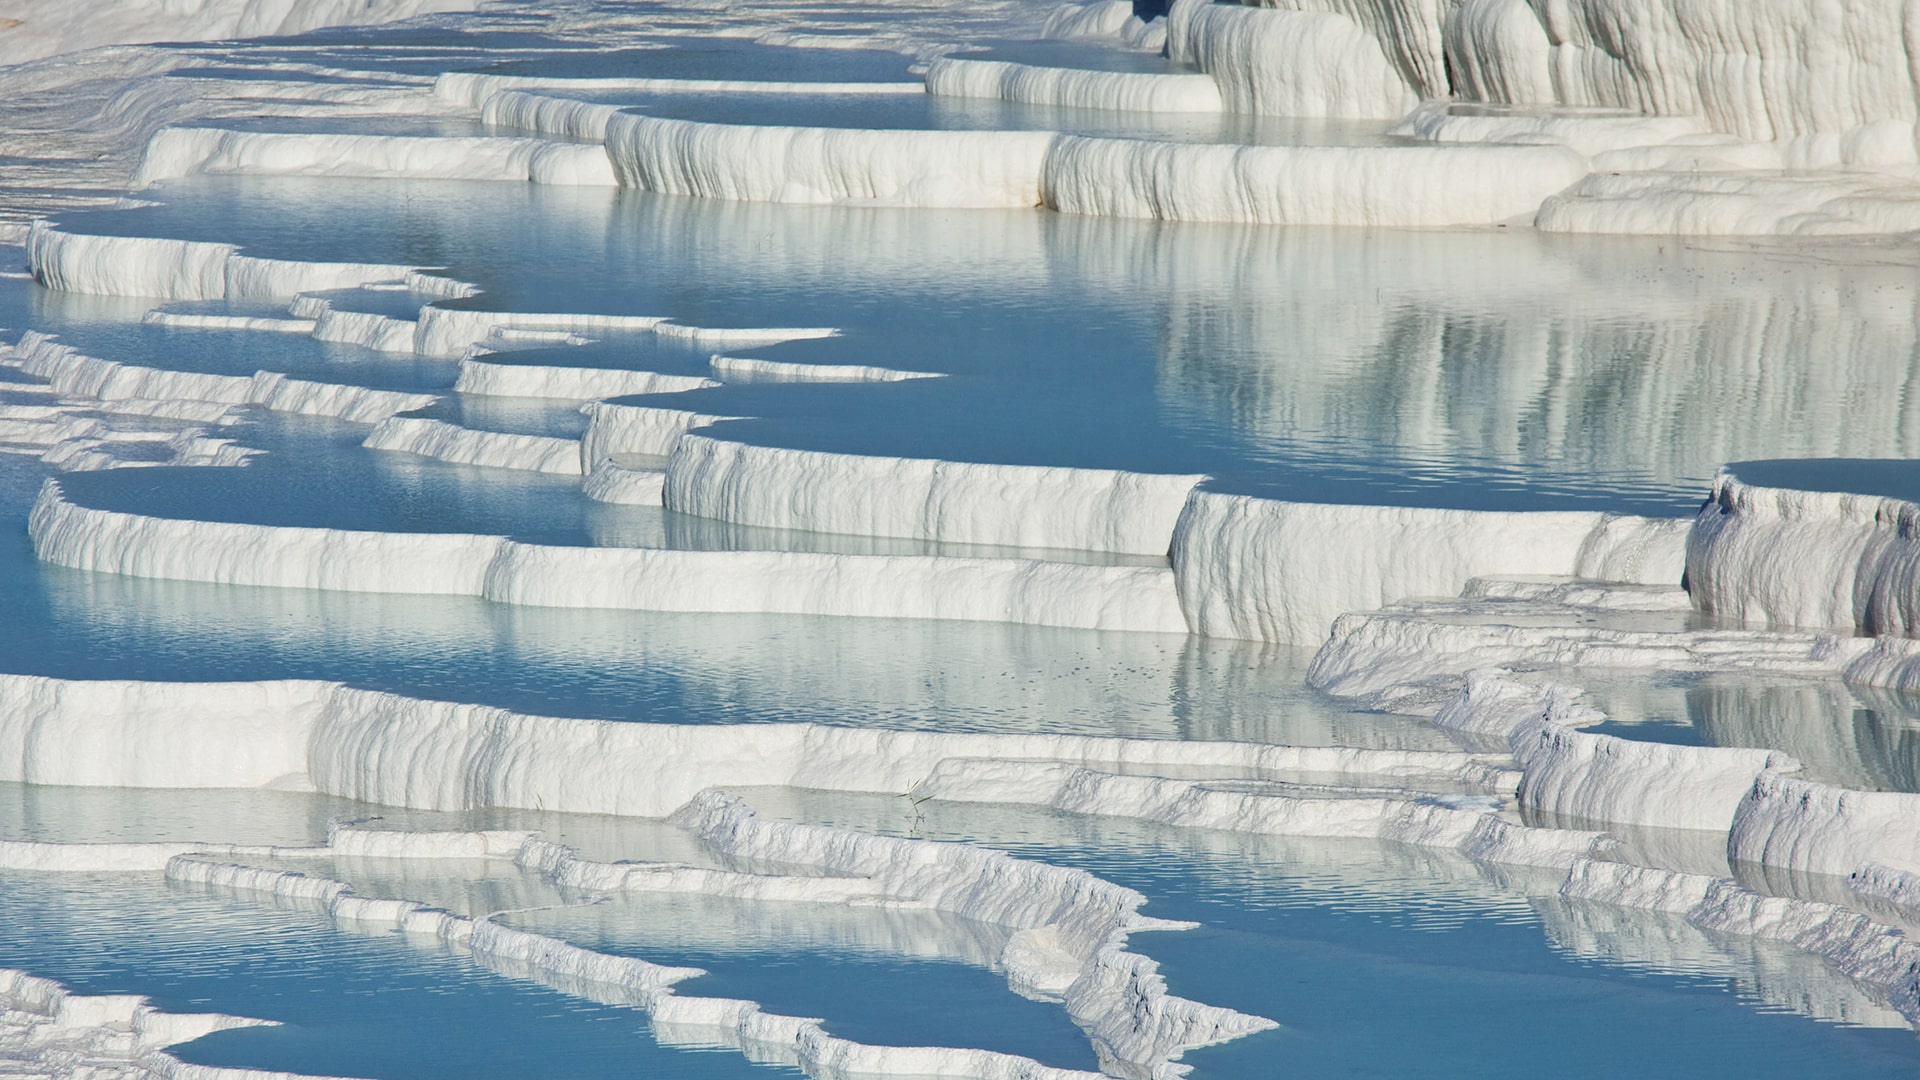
[6,0,1920,1077]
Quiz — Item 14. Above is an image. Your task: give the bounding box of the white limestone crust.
[1171,490,1686,645]
[1688,468,1920,637]
[9,330,435,424]
[663,433,1205,556]
[0,669,1497,819]
[581,460,667,506]
[672,792,1276,1072]
[1730,772,1920,880]
[605,114,1054,208]
[0,967,280,1080]
[926,58,1223,114]
[28,481,1190,633]
[134,127,617,187]
[1512,715,1796,833]
[1042,136,1587,226]
[30,221,416,301]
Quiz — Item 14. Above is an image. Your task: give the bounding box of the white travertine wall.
[664,434,1206,555]
[1688,470,1920,637]
[1171,490,1685,643]
[1167,0,1418,118]
[1237,0,1454,98]
[1170,0,1920,166]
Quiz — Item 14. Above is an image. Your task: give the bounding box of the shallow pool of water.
[747,788,1920,1078]
[0,873,792,1080]
[55,178,1920,512]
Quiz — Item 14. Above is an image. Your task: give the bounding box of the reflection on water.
[0,783,364,846]
[17,296,455,394]
[745,788,1920,1077]
[0,779,736,865]
[1579,672,1920,794]
[1695,680,1920,794]
[0,422,1427,744]
[28,562,1435,744]
[0,484,1432,748]
[50,179,1920,512]
[0,874,785,1080]
[506,896,1099,1070]
[14,782,1920,1078]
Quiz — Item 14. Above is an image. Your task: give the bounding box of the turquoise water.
[15,780,1920,1078]
[52,176,1920,513]
[1580,672,1920,793]
[56,417,653,543]
[0,873,792,1080]
[1729,458,1920,502]
[503,896,1101,1070]
[752,790,1920,1078]
[34,320,452,393]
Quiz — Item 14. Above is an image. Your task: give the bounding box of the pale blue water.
[639,952,1095,1068]
[287,286,455,318]
[38,318,452,392]
[0,784,1095,1075]
[18,776,1919,1079]
[182,845,1099,1069]
[1580,672,1920,793]
[162,26,593,79]
[56,418,649,543]
[174,66,421,86]
[1587,715,1702,745]
[755,790,1920,1078]
[54,176,1920,512]
[49,416,1180,566]
[503,896,1100,1070]
[1729,458,1920,503]
[0,782,369,846]
[0,780,731,864]
[0,873,795,1080]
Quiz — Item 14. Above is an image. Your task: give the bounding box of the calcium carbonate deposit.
[6,1,1920,1078]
